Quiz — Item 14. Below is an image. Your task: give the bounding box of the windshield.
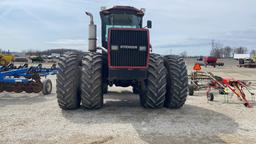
[101,13,142,42]
[106,13,142,26]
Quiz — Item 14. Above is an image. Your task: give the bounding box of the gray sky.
[0,0,255,55]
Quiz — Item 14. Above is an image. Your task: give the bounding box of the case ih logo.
[120,45,138,49]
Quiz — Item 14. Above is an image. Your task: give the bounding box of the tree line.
[25,49,82,56]
[210,47,256,58]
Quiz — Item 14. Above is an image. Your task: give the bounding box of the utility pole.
[211,40,215,49]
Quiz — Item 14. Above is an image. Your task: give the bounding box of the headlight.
[111,45,118,51]
[139,46,146,51]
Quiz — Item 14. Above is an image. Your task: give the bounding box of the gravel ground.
[0,59,256,144]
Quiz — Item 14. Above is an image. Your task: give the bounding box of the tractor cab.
[100,6,149,48]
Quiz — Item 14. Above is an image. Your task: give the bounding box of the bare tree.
[180,51,187,58]
[210,48,222,58]
[250,49,256,56]
[234,47,247,54]
[223,46,233,58]
[210,45,253,58]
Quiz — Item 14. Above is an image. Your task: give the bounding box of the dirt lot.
[1,59,256,144]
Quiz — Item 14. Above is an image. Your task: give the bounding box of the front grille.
[109,29,149,67]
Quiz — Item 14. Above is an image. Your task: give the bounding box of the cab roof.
[100,6,144,16]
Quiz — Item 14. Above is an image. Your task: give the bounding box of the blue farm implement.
[0,63,57,95]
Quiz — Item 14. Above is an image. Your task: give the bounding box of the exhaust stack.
[85,12,97,52]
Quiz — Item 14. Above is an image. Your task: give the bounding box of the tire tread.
[164,55,188,109]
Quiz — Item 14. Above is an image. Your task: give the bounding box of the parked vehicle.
[234,54,256,68]
[203,56,224,67]
[56,6,188,110]
[0,53,14,66]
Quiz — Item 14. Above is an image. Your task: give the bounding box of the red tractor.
[56,6,188,110]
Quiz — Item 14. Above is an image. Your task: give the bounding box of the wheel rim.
[207,95,211,101]
[46,81,52,92]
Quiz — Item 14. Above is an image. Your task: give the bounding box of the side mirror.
[147,20,152,29]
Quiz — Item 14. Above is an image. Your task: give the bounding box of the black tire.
[219,88,224,95]
[0,84,3,92]
[219,88,229,95]
[164,55,188,109]
[103,83,108,94]
[188,84,194,96]
[81,52,103,109]
[140,54,167,108]
[42,79,52,95]
[56,53,82,110]
[132,86,140,94]
[102,53,108,94]
[239,59,244,65]
[207,93,214,101]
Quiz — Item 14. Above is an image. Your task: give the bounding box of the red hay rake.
[189,64,255,108]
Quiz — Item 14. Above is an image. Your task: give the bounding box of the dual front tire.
[57,52,104,110]
[80,53,103,109]
[163,55,188,108]
[140,54,188,109]
[56,53,82,110]
[140,54,167,108]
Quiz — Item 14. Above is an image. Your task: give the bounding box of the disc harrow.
[0,63,57,95]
